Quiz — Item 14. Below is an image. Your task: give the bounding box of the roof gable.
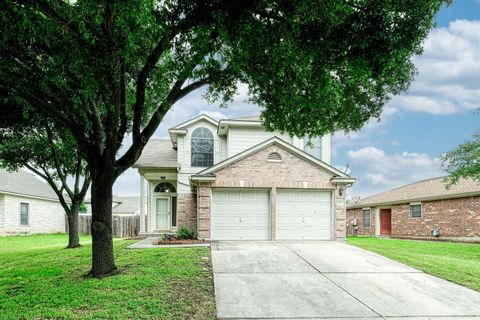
[169,114,218,130]
[198,136,350,178]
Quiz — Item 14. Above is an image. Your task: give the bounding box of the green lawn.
[0,234,215,319]
[347,237,480,291]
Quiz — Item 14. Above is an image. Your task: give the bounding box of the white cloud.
[392,19,480,114]
[346,146,443,198]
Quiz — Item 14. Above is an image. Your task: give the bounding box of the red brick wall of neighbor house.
[346,208,376,236]
[391,196,480,237]
[196,143,346,239]
[177,193,197,230]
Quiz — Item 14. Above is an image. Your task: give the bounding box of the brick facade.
[177,193,197,230]
[345,207,376,236]
[196,143,346,240]
[346,196,480,237]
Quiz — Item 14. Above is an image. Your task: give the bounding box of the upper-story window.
[304,136,322,160]
[191,127,214,167]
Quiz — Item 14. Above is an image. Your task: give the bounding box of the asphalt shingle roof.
[112,196,140,215]
[350,176,480,208]
[0,169,59,200]
[133,139,178,168]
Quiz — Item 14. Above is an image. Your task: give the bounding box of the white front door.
[211,189,270,240]
[276,190,332,240]
[156,197,170,230]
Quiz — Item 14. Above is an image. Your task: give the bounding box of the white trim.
[199,136,351,178]
[331,177,357,184]
[169,114,219,130]
[190,175,216,182]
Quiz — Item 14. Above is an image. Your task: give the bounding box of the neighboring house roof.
[0,169,59,201]
[133,139,178,169]
[349,177,480,208]
[192,136,353,182]
[112,196,140,215]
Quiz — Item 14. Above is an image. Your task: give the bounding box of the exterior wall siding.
[197,143,346,240]
[346,196,480,237]
[227,127,294,157]
[0,193,65,236]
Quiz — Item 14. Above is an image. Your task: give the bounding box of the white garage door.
[211,189,270,240]
[276,190,331,240]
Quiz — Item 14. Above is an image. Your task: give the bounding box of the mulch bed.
[154,239,210,245]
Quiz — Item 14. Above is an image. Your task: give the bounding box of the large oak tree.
[0,0,446,277]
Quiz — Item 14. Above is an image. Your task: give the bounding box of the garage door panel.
[211,189,269,240]
[276,190,332,240]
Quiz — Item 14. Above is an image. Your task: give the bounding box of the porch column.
[139,174,146,233]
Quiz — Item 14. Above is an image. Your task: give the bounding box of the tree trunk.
[66,202,81,249]
[88,172,117,277]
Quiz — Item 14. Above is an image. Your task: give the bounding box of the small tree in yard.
[442,134,480,186]
[0,107,90,248]
[0,0,446,277]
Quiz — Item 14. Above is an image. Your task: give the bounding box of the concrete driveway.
[211,241,480,319]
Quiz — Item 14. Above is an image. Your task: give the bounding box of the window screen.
[20,203,29,225]
[410,204,422,218]
[191,127,214,167]
[362,209,371,228]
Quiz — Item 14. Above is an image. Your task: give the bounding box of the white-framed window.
[20,202,29,226]
[191,127,214,167]
[362,208,371,228]
[410,203,422,218]
[304,136,322,160]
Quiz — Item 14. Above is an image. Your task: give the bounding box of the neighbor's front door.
[380,209,392,235]
[156,197,170,230]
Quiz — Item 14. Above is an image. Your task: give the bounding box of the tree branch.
[25,163,71,214]
[45,124,74,199]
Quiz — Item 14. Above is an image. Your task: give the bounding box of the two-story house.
[133,114,355,241]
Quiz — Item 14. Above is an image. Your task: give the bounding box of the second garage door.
[276,189,332,240]
[211,189,270,240]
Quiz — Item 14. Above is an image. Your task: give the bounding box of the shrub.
[177,227,197,240]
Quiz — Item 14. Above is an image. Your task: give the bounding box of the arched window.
[154,182,176,193]
[191,127,214,167]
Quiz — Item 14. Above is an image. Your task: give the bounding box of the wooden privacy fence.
[75,215,140,238]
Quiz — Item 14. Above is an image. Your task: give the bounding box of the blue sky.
[113,1,480,199]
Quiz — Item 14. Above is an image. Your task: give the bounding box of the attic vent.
[267,152,282,162]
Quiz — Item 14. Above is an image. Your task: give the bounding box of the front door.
[380,209,392,235]
[156,197,170,230]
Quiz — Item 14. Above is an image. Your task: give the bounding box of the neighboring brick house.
[346,177,480,238]
[0,169,66,235]
[134,114,355,240]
